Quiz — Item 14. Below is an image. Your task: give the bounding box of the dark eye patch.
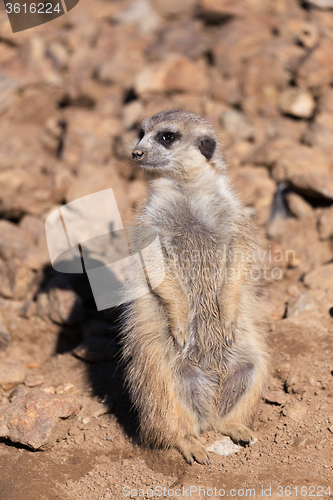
[138,128,145,141]
[197,135,216,161]
[155,130,182,149]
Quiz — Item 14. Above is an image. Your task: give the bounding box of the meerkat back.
[121,110,269,465]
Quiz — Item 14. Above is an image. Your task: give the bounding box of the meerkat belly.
[168,226,226,361]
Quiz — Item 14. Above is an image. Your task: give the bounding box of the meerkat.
[121,110,269,465]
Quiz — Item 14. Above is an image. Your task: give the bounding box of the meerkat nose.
[132,149,145,160]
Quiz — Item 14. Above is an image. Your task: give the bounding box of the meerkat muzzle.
[132,149,145,160]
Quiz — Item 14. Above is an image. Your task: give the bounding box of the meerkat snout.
[132,149,145,160]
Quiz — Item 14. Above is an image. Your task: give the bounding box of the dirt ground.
[0,0,333,498]
[0,294,333,500]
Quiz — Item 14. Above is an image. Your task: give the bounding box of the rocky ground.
[0,0,333,498]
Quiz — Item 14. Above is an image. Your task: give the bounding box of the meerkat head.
[132,110,224,179]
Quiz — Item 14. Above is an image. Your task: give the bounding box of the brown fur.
[121,110,269,464]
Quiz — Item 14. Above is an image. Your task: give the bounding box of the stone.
[0,71,18,116]
[317,206,333,240]
[0,359,26,390]
[171,93,204,115]
[199,0,249,20]
[313,9,333,41]
[252,138,295,167]
[264,391,290,405]
[19,300,37,319]
[46,42,69,71]
[262,285,286,322]
[213,18,272,79]
[305,109,333,152]
[0,220,33,261]
[305,0,333,8]
[269,117,308,143]
[304,120,333,152]
[41,116,64,156]
[297,38,333,88]
[36,292,51,320]
[206,436,256,456]
[62,109,120,167]
[285,375,308,395]
[212,77,241,106]
[23,245,51,272]
[0,389,81,450]
[279,17,319,49]
[279,87,315,118]
[0,323,11,350]
[19,215,45,245]
[48,286,85,326]
[152,0,197,17]
[64,162,128,223]
[287,288,333,320]
[95,24,148,87]
[146,21,208,60]
[273,145,333,201]
[0,258,38,300]
[242,51,289,118]
[55,383,77,395]
[135,55,209,95]
[231,166,277,213]
[265,40,305,74]
[0,145,67,219]
[282,401,307,421]
[285,192,313,219]
[267,217,332,271]
[221,110,254,141]
[318,87,333,114]
[115,0,161,36]
[303,263,333,291]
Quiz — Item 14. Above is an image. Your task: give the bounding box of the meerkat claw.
[222,321,236,346]
[173,324,188,351]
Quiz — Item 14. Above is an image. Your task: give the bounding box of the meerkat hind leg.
[176,436,210,465]
[216,353,265,445]
[217,421,256,444]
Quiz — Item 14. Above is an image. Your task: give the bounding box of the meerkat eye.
[162,132,174,142]
[138,128,145,141]
[155,130,181,148]
[155,130,182,148]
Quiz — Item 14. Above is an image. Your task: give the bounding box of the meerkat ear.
[197,136,216,161]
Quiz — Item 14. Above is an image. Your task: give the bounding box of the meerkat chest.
[157,211,230,288]
[143,189,236,286]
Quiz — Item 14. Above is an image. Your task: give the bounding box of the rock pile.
[0,0,332,451]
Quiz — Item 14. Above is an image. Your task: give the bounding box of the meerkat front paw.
[221,318,236,347]
[177,436,210,465]
[172,323,188,351]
